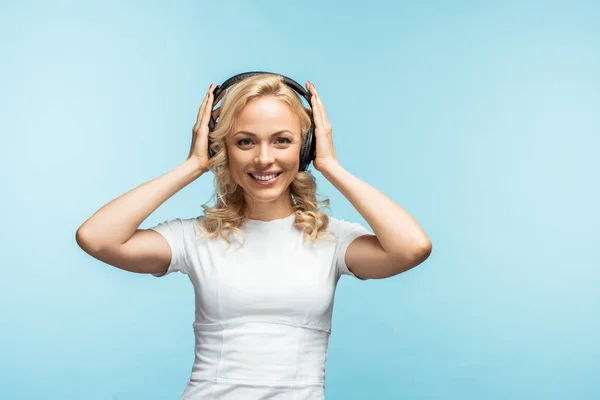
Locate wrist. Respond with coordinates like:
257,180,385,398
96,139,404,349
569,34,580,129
183,157,206,179
319,159,342,174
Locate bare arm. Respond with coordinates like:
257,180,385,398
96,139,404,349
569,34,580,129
75,159,204,273
76,83,217,274
305,81,431,280
76,158,203,251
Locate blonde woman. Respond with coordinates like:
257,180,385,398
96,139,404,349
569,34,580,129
76,73,432,399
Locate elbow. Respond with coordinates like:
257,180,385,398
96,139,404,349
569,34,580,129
388,241,432,277
76,227,102,255
76,228,91,253
422,239,432,254
415,239,432,262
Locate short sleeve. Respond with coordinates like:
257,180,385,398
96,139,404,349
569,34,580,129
330,217,372,280
148,218,197,277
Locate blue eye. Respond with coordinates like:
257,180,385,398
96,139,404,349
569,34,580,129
276,138,291,144
238,139,252,146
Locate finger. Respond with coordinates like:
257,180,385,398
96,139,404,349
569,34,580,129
306,80,316,107
308,82,325,128
306,81,319,124
310,82,330,127
194,90,210,130
194,82,214,129
199,88,215,131
314,92,330,126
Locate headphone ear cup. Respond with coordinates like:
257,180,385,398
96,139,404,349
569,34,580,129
207,118,216,158
299,125,316,172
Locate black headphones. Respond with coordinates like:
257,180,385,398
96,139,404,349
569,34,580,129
208,71,316,172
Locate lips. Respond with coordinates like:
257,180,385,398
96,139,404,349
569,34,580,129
247,171,283,176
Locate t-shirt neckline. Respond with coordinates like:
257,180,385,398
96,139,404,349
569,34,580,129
245,212,296,225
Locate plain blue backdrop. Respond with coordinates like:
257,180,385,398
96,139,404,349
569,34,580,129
1,0,599,399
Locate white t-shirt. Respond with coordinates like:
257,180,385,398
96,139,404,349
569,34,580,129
150,212,371,400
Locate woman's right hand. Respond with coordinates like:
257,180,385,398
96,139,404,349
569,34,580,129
188,83,223,174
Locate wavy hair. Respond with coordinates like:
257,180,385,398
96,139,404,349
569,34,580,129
200,73,332,246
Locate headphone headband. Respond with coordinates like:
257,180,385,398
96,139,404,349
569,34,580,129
213,71,312,105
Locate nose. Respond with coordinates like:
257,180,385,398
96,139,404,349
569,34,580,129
254,142,275,166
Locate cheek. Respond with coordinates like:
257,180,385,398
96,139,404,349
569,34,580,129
292,147,303,168
227,154,246,181
227,148,248,168
284,150,299,164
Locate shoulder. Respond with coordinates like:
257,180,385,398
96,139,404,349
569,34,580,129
151,216,205,240
324,215,370,237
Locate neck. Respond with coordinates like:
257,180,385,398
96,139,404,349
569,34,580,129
244,192,295,221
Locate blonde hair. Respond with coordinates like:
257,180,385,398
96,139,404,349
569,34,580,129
200,73,332,246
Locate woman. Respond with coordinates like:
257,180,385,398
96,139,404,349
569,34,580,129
76,73,432,399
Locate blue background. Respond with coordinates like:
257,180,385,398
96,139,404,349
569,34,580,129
2,0,599,399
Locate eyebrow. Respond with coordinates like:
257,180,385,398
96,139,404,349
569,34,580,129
233,130,293,137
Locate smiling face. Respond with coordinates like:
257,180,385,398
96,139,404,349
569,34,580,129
226,96,303,219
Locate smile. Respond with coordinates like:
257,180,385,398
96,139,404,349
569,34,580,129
248,172,283,185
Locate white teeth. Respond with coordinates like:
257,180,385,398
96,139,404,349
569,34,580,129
251,173,279,181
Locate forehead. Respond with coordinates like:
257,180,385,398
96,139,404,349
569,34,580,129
234,97,300,132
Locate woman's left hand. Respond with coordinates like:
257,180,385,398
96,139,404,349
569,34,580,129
306,80,338,173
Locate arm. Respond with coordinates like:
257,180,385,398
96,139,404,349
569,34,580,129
321,160,432,279
306,80,431,280
75,159,204,273
76,83,216,274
